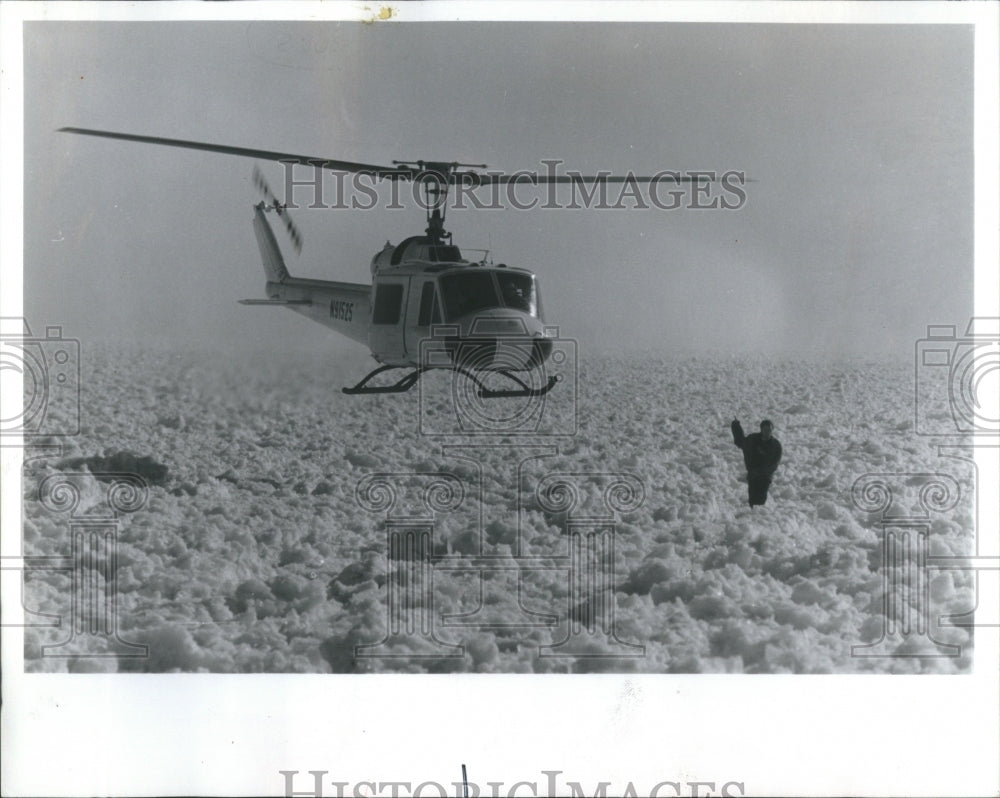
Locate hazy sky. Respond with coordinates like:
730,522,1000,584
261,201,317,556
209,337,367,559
22,21,973,358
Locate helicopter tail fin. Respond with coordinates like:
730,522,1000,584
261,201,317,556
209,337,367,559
252,203,291,283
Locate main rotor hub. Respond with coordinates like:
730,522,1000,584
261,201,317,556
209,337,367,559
390,160,489,246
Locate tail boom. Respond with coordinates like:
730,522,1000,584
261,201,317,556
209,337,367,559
265,277,370,345
249,205,370,346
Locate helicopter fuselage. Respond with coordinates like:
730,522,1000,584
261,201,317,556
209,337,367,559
364,259,553,371
257,214,553,373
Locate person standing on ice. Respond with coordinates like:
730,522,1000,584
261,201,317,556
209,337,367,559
731,419,782,507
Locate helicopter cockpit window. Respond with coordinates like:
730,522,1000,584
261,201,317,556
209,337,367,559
440,272,500,321
497,272,538,316
373,283,404,325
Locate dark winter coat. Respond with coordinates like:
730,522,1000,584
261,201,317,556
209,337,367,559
731,421,782,478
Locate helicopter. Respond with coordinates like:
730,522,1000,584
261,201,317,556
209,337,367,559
58,127,698,397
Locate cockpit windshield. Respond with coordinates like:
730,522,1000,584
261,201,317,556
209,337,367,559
439,271,540,321
440,272,500,320
497,272,538,316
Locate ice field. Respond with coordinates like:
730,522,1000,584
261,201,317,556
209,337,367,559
20,349,976,673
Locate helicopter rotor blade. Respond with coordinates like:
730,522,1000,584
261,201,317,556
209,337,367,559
59,128,734,189
450,172,708,185
59,127,410,179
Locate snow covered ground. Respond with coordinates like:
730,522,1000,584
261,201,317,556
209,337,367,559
20,349,976,673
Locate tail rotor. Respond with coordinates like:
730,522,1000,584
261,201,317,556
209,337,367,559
252,166,303,254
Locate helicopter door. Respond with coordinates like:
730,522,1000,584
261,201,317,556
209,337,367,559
404,279,442,362
369,277,410,364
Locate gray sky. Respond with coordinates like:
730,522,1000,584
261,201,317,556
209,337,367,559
24,21,973,357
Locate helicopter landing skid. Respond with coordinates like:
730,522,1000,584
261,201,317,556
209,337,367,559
458,367,560,399
342,365,559,398
342,365,429,395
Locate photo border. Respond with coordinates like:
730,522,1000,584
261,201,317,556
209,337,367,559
2,2,997,796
